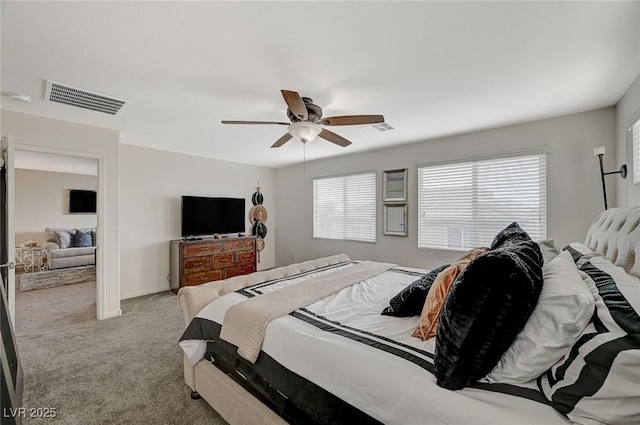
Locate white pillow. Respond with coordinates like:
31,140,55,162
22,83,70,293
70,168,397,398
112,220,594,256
537,238,561,264
486,250,595,384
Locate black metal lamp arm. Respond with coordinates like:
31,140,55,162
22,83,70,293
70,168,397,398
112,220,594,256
597,153,627,210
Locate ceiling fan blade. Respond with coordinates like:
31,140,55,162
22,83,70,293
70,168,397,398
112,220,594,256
281,90,308,121
320,115,385,126
221,120,290,125
318,129,352,147
271,133,293,148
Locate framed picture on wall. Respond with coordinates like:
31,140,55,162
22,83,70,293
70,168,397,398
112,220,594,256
383,169,407,202
383,203,407,236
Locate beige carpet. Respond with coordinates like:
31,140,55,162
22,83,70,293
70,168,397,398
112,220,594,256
15,282,229,425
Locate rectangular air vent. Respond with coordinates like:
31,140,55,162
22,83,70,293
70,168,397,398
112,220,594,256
45,80,126,115
362,122,395,133
369,122,395,132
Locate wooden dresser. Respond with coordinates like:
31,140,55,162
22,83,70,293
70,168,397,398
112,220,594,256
170,236,257,293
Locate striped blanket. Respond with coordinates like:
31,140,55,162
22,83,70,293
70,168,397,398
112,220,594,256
219,261,395,362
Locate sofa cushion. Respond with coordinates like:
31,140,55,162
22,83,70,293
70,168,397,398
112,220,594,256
73,229,92,247
46,227,96,245
49,246,96,259
54,229,75,249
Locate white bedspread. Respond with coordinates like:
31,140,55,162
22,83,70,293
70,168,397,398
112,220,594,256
180,262,570,425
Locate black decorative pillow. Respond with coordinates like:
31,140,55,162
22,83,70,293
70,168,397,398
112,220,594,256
434,227,543,390
73,229,92,248
381,264,449,317
54,229,75,249
90,229,97,246
490,222,530,249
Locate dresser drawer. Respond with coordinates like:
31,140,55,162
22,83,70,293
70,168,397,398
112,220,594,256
183,255,210,272
235,250,256,265
211,252,233,268
225,264,256,278
183,269,223,286
183,242,221,256
223,238,255,252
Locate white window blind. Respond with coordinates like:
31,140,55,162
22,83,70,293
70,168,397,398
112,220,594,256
418,153,546,250
313,172,376,242
632,118,640,185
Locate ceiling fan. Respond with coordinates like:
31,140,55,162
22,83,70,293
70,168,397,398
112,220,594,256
222,90,385,148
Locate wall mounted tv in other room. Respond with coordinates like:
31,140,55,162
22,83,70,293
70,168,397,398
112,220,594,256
181,196,245,238
67,189,97,214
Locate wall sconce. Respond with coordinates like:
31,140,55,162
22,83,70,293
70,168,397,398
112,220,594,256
594,146,627,210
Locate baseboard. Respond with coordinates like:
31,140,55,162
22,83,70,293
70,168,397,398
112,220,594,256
121,285,171,300
103,309,122,319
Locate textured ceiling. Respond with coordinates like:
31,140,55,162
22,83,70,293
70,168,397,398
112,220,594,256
2,1,640,168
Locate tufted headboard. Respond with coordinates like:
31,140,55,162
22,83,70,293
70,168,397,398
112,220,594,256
584,207,640,278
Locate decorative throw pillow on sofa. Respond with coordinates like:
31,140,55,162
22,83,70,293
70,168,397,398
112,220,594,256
412,247,488,341
434,222,544,390
73,229,93,248
381,264,449,317
54,229,75,249
486,250,595,384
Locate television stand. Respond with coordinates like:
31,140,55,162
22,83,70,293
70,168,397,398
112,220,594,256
169,236,257,293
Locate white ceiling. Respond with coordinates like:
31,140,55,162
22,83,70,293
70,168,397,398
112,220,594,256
2,1,640,168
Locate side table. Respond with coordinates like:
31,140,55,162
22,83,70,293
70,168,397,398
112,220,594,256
15,246,49,272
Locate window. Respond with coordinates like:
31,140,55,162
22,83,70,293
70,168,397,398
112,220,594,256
313,172,376,242
633,118,640,185
418,153,546,250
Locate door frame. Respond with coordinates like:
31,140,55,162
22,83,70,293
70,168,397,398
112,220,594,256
1,135,16,326
13,143,108,319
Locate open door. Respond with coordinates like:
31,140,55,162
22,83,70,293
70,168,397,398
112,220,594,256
1,134,22,424
1,135,16,322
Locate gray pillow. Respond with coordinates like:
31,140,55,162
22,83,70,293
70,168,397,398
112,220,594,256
73,229,92,248
54,229,75,249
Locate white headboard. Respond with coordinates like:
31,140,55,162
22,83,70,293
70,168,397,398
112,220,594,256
585,207,640,278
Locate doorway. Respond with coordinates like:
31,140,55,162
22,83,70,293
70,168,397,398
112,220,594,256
14,150,98,316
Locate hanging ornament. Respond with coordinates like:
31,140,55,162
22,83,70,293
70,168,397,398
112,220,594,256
250,182,268,263
252,182,264,205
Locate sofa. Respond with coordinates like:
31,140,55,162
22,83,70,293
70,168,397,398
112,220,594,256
44,227,96,270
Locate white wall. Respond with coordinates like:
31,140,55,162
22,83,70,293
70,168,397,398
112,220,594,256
119,144,276,299
2,110,121,320
275,108,616,270
15,168,97,246
616,72,640,206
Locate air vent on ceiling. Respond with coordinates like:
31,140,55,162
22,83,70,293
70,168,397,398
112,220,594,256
362,122,395,133
370,122,395,132
44,80,126,115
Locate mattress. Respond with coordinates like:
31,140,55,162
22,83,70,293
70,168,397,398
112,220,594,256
180,261,570,425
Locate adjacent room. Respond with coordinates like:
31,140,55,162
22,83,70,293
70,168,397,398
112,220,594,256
1,1,640,425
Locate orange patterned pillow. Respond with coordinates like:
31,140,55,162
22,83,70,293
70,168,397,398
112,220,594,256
412,247,488,341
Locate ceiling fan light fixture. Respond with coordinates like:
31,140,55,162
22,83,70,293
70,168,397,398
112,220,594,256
288,122,322,143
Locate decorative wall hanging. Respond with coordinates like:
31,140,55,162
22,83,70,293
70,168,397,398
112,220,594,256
250,183,268,262
383,168,409,237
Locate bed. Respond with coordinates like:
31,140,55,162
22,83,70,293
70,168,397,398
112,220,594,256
178,207,640,425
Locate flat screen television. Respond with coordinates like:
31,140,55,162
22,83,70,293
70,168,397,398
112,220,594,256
181,196,245,237
68,189,97,214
